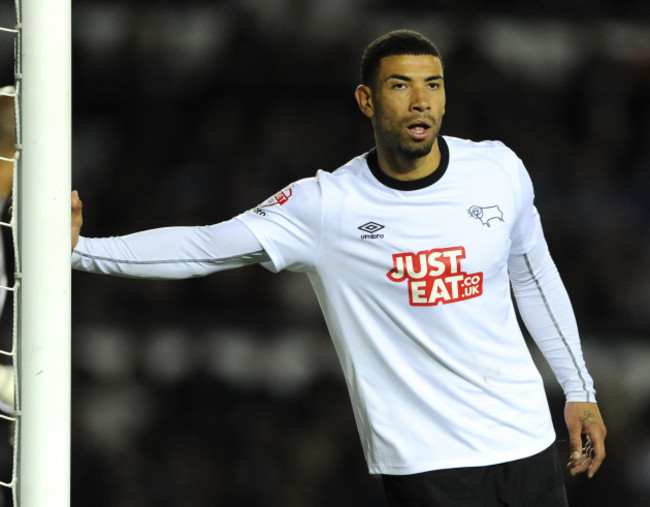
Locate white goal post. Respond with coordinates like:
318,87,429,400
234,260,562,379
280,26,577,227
15,0,72,505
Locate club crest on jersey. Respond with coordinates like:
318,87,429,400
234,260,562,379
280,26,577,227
387,246,483,306
253,185,294,216
467,205,504,227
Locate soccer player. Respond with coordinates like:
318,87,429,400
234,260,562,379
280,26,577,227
71,30,606,506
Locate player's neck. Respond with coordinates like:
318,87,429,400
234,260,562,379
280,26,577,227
376,139,441,182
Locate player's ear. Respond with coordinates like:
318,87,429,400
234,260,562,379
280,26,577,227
355,84,374,118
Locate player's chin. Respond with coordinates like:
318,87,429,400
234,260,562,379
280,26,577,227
400,140,434,160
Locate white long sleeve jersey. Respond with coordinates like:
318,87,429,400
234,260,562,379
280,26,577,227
73,136,596,475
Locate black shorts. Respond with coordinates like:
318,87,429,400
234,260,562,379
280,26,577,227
381,444,569,507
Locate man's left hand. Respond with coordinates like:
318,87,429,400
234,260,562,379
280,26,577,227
564,402,606,478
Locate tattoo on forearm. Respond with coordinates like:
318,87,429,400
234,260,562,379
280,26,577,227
579,411,596,425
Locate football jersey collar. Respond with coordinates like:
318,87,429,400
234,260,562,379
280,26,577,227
366,136,449,191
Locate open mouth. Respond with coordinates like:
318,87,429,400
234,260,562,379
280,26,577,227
407,121,431,140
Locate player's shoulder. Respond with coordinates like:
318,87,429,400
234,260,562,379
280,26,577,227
444,135,524,178
309,152,371,192
321,152,369,178
444,135,517,158
259,153,369,210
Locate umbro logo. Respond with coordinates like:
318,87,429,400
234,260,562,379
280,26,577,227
358,222,385,233
358,222,385,239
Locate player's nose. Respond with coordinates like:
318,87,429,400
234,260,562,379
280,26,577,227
409,87,430,112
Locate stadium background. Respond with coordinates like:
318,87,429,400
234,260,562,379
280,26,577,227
1,0,650,505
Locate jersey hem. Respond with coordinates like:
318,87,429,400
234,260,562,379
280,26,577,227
368,434,557,476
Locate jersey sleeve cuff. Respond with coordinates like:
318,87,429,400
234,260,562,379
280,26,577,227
564,391,597,404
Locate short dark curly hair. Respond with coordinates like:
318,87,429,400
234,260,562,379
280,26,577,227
360,30,443,86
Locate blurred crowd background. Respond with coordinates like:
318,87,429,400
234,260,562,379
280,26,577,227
1,0,650,505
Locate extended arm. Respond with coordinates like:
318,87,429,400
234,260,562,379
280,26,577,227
71,192,269,279
508,239,606,478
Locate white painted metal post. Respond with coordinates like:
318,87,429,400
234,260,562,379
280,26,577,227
16,0,71,504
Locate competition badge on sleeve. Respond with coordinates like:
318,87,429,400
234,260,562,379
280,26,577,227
253,184,295,216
